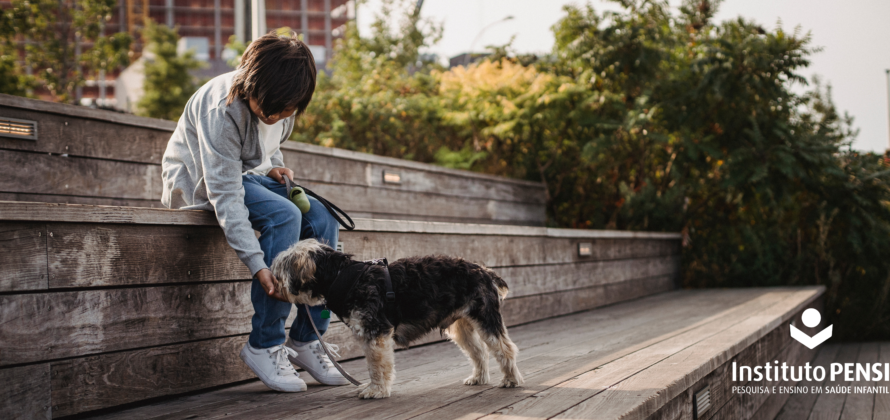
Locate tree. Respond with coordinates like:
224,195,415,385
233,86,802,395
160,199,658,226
0,42,34,96
0,0,131,102
136,19,205,121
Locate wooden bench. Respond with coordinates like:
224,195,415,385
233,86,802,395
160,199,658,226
0,96,826,420
0,201,681,418
70,287,825,420
0,94,546,225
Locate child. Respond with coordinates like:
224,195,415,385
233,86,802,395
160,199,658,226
161,32,348,392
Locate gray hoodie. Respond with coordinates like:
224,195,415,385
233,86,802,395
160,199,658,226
161,71,295,276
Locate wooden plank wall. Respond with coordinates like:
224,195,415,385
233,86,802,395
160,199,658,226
0,204,681,419
0,95,547,225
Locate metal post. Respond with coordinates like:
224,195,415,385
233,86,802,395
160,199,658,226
324,0,331,64
235,0,245,41
24,37,32,96
119,3,126,33
75,32,82,103
98,20,106,104
251,0,266,40
301,0,308,41
214,0,221,58
886,70,890,151
166,0,173,26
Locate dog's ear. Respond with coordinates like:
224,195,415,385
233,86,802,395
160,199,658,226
270,239,322,302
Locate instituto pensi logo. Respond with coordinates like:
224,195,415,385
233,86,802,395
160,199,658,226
731,308,890,395
790,308,832,349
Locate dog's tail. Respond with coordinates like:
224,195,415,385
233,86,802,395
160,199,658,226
490,271,510,301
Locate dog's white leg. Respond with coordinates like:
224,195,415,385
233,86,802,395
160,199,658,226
446,319,490,385
358,329,395,399
478,321,523,388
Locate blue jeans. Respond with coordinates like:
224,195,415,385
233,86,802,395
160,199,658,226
243,174,339,348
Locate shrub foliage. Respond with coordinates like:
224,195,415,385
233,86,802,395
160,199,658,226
296,0,890,340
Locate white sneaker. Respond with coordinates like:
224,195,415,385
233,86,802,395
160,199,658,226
286,337,351,386
240,342,307,392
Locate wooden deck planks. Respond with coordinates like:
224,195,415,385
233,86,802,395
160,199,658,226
0,100,171,164
717,334,815,420
0,146,546,223
0,269,672,367
839,342,878,420
0,201,219,225
0,222,47,292
0,364,52,420
50,336,251,417
549,289,820,420
2,276,671,415
3,221,677,292
285,291,773,420
875,342,890,420
477,255,679,299
0,149,162,200
342,233,677,268
774,344,843,420
0,201,680,240
807,343,860,420
471,289,820,420
46,223,250,288
76,288,823,420
84,290,741,420
774,342,889,420
279,148,545,204
0,282,256,366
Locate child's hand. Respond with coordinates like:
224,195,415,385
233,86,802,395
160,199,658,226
267,167,295,184
257,268,290,302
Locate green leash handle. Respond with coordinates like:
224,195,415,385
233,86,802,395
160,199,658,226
288,185,312,214
283,175,356,231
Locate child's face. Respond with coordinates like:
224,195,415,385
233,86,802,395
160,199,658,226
249,96,297,125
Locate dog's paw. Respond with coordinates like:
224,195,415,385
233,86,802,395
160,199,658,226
358,384,391,399
463,374,489,386
499,377,520,388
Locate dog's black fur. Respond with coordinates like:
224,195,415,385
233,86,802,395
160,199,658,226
270,239,523,398
278,242,509,347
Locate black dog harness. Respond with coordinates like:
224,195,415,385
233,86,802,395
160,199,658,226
325,258,400,328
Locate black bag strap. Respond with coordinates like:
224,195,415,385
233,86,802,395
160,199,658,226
284,175,356,231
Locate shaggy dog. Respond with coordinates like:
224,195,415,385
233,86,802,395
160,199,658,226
270,239,523,399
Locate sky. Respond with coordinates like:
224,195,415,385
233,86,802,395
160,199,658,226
356,0,890,153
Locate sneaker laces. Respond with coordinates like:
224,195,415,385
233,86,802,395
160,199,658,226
310,342,341,370
267,344,300,377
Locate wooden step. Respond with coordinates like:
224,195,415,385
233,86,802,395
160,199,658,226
0,201,681,418
0,94,546,225
70,287,825,420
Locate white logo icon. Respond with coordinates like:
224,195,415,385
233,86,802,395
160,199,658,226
790,308,832,349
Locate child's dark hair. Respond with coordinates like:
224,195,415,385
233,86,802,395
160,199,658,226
226,31,317,117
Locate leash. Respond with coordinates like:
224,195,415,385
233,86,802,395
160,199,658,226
279,175,392,386
283,175,355,230
301,304,363,386
299,260,399,387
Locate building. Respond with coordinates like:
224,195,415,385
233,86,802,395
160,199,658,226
89,0,355,110
448,53,490,69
